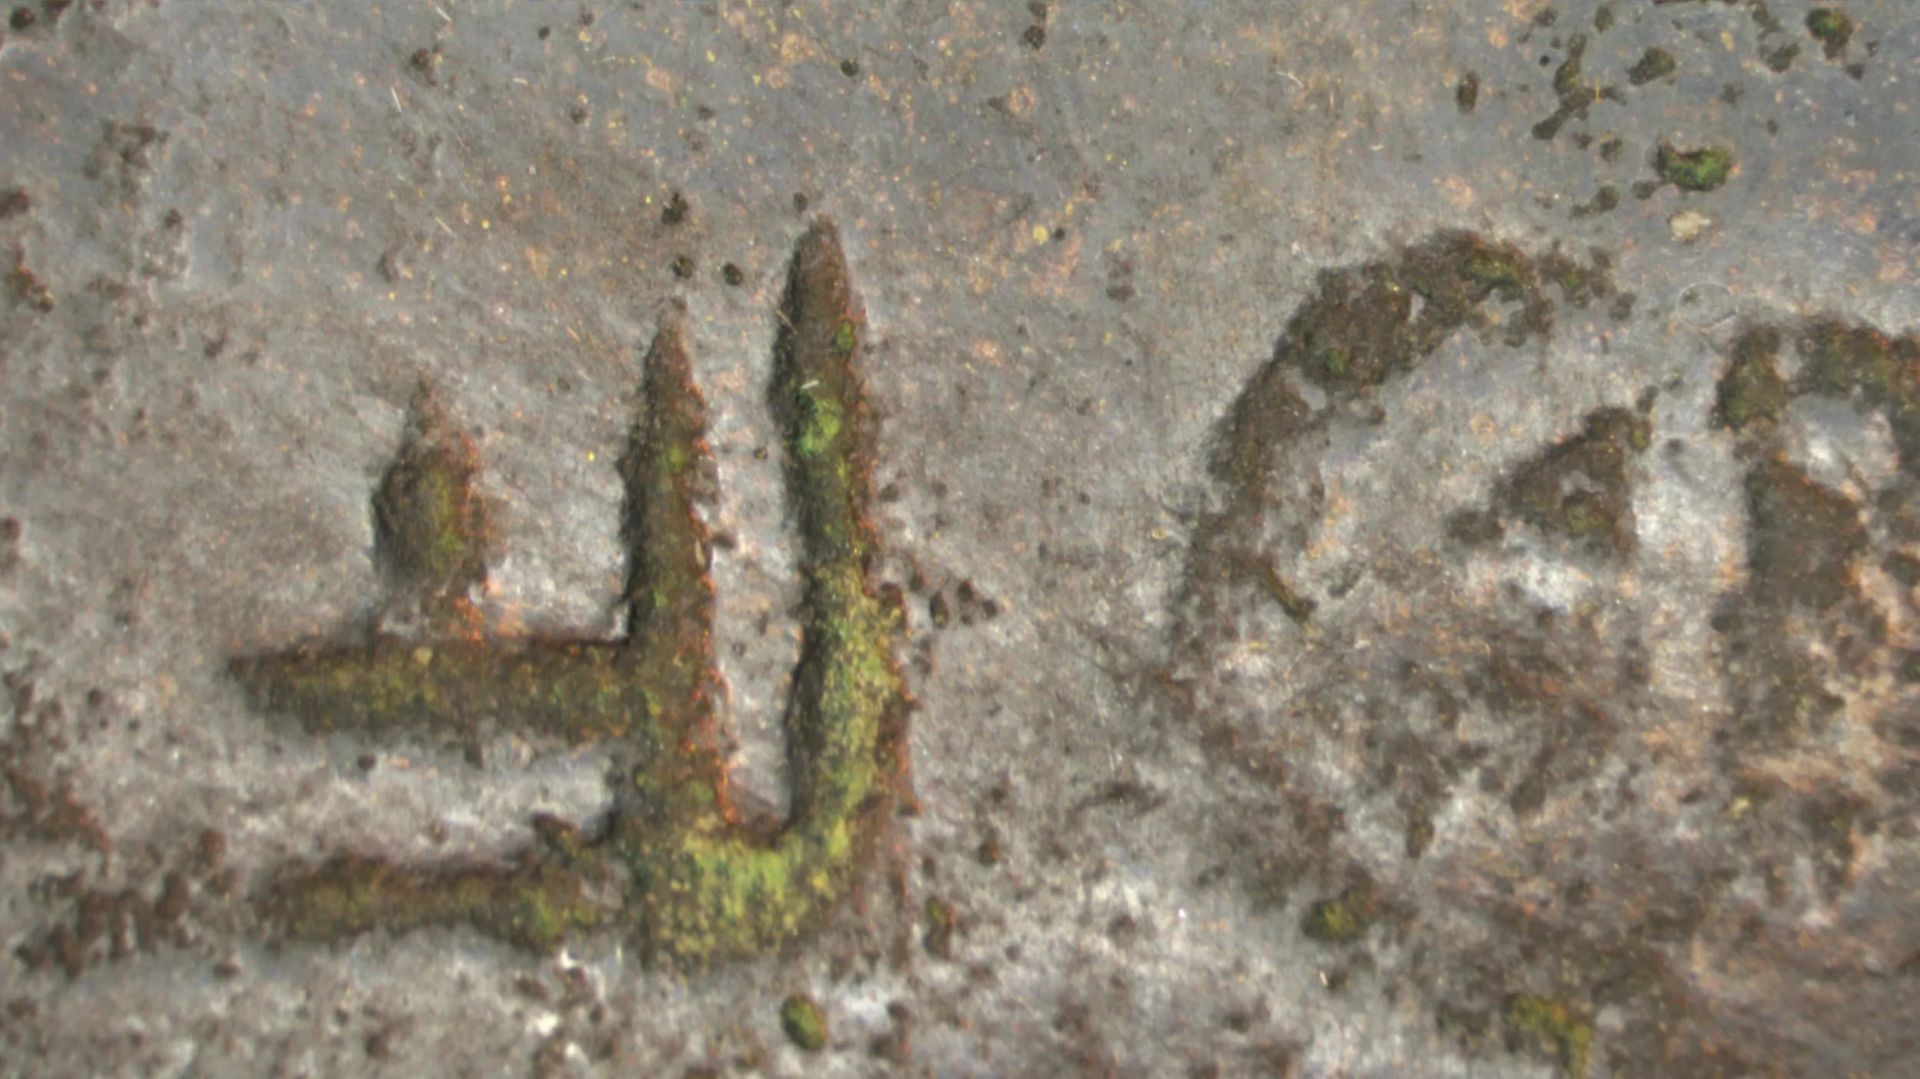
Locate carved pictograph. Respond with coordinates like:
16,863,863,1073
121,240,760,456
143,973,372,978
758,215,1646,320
230,220,909,962
1171,225,1920,1075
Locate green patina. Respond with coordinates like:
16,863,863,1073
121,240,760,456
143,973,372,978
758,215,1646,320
1627,48,1676,86
1716,316,1920,476
923,894,957,958
1656,142,1735,192
237,221,908,965
260,854,599,951
1301,883,1379,944
780,993,828,1052
1208,230,1608,495
1506,993,1593,1076
1284,231,1557,402
793,387,844,459
1532,34,1621,143
1710,316,1917,748
1191,231,1614,627
1795,318,1920,464
1713,327,1791,431
1538,251,1619,310
1807,8,1853,58
1496,406,1652,557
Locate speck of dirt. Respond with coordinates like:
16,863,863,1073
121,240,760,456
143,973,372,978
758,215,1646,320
9,6,36,31
1763,42,1800,72
10,263,53,312
1456,72,1481,113
721,262,745,287
0,188,28,218
1573,185,1620,218
1022,24,1046,49
923,896,957,958
408,46,442,86
670,254,695,279
661,191,690,227
1628,48,1676,85
840,58,859,78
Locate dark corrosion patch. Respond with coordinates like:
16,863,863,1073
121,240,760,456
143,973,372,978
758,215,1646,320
1170,224,1919,1074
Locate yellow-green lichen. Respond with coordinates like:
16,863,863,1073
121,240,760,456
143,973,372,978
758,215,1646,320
1656,142,1735,193
1301,883,1379,944
239,221,908,965
793,387,844,459
371,385,491,629
261,854,600,951
923,894,957,957
780,993,828,1052
1505,994,1593,1077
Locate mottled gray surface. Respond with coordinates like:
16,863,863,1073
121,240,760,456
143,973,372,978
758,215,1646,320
3,0,1918,1075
